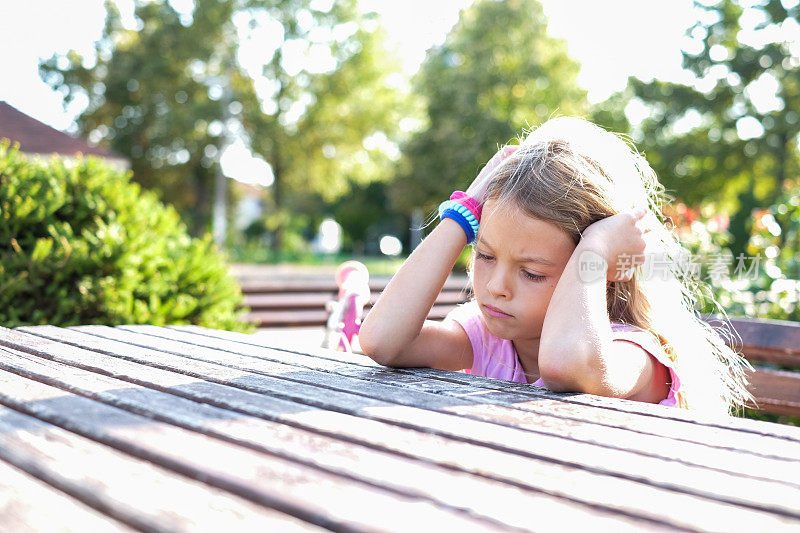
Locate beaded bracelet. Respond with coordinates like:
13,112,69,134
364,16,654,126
449,191,482,221
438,191,481,244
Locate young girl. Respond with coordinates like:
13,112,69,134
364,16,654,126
359,116,753,416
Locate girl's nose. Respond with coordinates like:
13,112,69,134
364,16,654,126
487,268,511,299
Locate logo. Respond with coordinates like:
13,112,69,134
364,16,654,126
578,250,607,283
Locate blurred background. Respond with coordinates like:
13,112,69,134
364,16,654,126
1,0,799,321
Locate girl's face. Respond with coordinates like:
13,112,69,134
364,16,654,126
472,199,576,345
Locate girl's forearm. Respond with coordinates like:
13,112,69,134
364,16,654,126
538,242,614,393
359,219,467,364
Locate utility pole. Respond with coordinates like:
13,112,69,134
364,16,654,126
212,55,233,247
410,208,424,251
212,145,227,246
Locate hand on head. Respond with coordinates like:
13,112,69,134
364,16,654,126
580,206,656,282
466,145,519,204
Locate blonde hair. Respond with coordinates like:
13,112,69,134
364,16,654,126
480,116,752,416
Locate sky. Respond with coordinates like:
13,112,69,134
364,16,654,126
0,0,701,134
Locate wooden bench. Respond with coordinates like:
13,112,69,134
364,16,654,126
238,276,471,328
236,273,799,418
708,316,800,418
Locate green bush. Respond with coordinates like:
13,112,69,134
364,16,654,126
0,142,252,331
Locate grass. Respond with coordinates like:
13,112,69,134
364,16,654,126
227,242,473,275
740,408,800,426
228,247,407,276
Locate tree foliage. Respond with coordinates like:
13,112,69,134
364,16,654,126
629,0,800,256
392,0,588,216
40,0,410,248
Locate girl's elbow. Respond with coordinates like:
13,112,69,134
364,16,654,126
357,328,397,366
538,345,599,393
538,349,573,391
539,363,575,392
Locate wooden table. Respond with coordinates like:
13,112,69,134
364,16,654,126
0,325,799,532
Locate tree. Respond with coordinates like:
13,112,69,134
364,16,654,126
238,15,412,249
40,0,235,234
41,0,410,248
629,0,800,256
392,0,588,218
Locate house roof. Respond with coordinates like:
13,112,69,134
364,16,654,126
0,101,124,161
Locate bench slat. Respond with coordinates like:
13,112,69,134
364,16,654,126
747,367,800,417
244,293,336,309
726,317,800,367
242,304,459,328
244,291,467,310
238,277,470,294
244,310,330,327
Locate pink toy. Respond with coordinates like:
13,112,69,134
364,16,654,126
324,261,370,352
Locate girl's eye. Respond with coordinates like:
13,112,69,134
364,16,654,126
476,252,494,262
523,270,546,282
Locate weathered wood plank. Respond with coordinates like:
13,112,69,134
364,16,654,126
12,326,799,532
244,305,456,327
245,291,466,310
0,342,678,532
237,276,469,294
117,324,800,471
723,317,800,367
0,458,135,532
243,309,330,327
0,358,520,533
746,367,800,417
0,401,321,532
173,324,800,442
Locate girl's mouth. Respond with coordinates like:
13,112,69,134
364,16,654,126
484,304,513,318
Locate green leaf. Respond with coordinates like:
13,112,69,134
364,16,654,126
31,238,53,263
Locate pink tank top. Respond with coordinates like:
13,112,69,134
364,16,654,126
447,302,684,408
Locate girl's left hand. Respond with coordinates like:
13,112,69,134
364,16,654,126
466,145,519,204
579,207,655,282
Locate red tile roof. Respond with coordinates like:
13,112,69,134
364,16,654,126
0,101,125,161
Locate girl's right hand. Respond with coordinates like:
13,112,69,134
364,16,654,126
466,145,519,204
579,207,655,282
